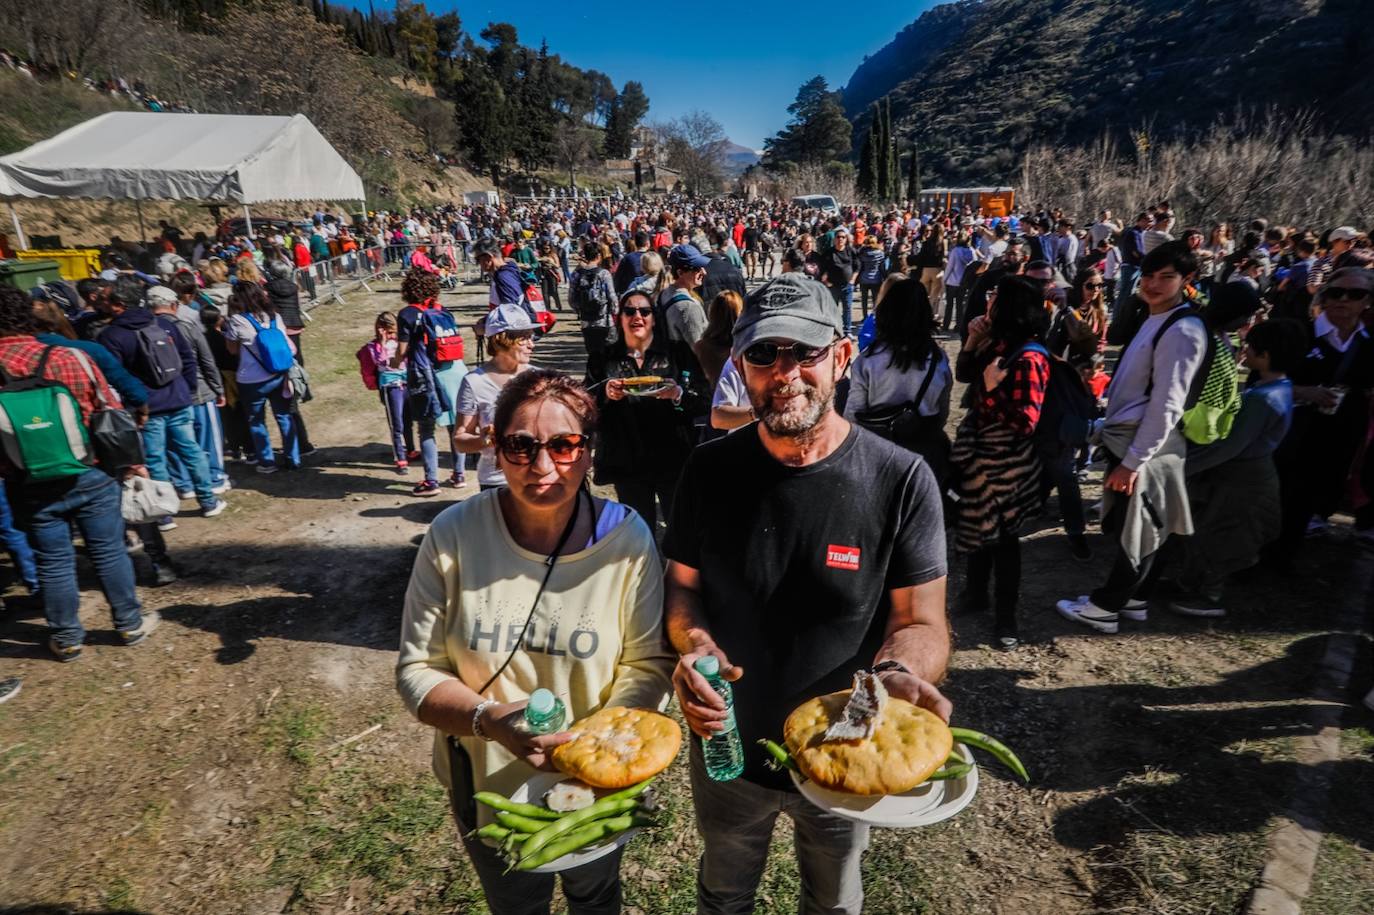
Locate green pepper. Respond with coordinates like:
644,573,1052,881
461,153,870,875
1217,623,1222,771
949,727,1029,782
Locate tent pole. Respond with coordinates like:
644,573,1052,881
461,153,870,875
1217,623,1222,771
7,203,27,251
135,199,147,245
243,205,255,239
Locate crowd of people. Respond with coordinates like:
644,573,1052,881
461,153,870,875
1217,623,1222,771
385,193,1371,914
2,189,1371,914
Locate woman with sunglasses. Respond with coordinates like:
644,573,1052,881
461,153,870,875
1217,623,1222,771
1059,268,1108,362
397,369,674,915
1271,267,1374,559
585,289,710,533
951,275,1052,649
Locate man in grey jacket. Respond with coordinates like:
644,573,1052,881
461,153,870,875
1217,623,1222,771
1056,242,1207,634
158,279,230,495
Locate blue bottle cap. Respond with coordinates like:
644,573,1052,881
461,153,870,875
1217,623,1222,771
694,655,720,677
528,688,556,715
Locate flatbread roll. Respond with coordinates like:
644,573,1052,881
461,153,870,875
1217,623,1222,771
551,706,681,789
784,690,952,796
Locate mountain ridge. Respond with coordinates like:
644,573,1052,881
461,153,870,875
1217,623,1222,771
842,0,1374,186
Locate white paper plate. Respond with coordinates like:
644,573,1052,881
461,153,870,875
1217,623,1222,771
790,742,979,828
623,382,671,397
504,772,642,874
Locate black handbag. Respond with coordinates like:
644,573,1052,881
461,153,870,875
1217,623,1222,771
72,349,146,472
853,350,951,482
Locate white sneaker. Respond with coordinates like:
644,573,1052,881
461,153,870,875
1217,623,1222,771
1056,596,1119,634
177,489,194,501
1071,595,1147,622
202,499,228,518
211,479,232,495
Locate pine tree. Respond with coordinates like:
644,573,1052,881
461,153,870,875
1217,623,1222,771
856,127,876,198
882,97,899,202
906,145,921,203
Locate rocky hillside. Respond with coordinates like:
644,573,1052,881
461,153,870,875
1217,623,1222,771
843,0,1374,185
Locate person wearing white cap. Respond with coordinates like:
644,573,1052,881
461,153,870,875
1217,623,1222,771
453,303,539,491
1307,226,1362,296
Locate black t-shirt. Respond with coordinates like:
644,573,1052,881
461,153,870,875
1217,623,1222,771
822,246,855,287
663,423,946,789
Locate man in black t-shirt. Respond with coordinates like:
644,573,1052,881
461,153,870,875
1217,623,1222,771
664,273,950,915
819,228,858,338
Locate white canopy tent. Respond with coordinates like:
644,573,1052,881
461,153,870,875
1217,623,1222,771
0,112,366,248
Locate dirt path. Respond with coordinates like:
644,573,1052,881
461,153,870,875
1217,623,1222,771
1,279,1370,915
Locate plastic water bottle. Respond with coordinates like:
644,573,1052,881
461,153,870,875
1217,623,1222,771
524,688,566,735
695,656,745,781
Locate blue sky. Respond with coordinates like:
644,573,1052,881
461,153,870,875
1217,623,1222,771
383,1,937,149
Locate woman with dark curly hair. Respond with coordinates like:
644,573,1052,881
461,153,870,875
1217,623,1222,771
393,268,468,496
951,274,1052,649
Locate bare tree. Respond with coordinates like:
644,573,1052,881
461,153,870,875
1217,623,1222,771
659,110,729,195
553,120,598,189
1020,109,1374,227
0,0,155,77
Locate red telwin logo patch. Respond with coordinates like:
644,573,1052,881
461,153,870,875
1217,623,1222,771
826,544,861,571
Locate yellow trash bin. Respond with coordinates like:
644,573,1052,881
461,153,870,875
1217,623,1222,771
16,248,103,281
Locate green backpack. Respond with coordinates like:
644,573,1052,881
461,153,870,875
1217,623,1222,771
0,346,95,482
1148,309,1240,446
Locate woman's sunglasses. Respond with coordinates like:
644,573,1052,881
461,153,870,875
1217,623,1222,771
621,306,654,318
742,341,834,368
497,433,589,465
1323,287,1371,302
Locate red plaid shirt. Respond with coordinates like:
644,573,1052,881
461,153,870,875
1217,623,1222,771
977,342,1049,437
0,336,121,478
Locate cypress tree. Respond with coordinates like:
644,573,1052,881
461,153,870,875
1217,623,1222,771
873,101,888,201
906,145,921,202
857,128,876,198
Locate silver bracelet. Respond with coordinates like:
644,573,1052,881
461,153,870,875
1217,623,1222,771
471,699,497,741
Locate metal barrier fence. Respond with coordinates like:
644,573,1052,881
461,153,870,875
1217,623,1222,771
292,243,483,312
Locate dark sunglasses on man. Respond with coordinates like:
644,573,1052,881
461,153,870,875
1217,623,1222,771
497,433,589,465
741,340,835,368
1323,286,1370,302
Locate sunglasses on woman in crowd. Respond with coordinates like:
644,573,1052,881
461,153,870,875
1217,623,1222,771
498,433,590,465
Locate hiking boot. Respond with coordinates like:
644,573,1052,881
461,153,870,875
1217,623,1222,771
1169,594,1226,618
47,637,83,663
1068,534,1092,562
157,515,178,532
120,611,161,646
151,562,179,587
1055,597,1119,634
412,480,440,498
202,499,228,518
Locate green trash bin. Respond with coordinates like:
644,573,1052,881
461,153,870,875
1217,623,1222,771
0,258,64,291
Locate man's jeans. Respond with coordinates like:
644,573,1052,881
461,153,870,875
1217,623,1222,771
0,481,38,592
169,401,228,492
1116,264,1140,306
11,469,142,647
240,376,300,468
690,744,868,915
143,406,215,510
833,283,855,338
1035,437,1086,536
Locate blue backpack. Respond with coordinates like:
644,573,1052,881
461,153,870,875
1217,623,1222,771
245,314,295,373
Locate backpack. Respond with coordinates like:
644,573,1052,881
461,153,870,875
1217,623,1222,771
134,321,184,388
572,268,613,323
1145,308,1238,445
0,346,95,482
420,306,465,364
245,313,295,374
356,342,380,391
1014,342,1098,445
852,348,951,483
